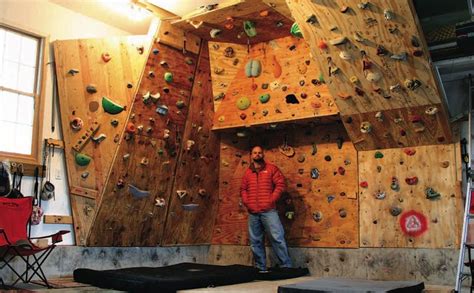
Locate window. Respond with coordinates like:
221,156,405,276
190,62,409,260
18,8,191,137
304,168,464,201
0,25,44,163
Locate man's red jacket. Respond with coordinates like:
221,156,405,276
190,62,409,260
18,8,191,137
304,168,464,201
240,161,286,213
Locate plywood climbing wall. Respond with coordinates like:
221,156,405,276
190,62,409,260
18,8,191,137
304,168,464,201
286,0,452,150
212,123,359,247
358,145,462,248
87,40,199,246
54,36,151,245
161,42,221,245
211,36,338,130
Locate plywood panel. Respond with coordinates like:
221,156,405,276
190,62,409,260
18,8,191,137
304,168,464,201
162,42,221,245
286,0,452,149
341,104,452,150
359,145,463,248
54,36,151,245
87,42,198,246
212,36,338,130
158,20,201,55
212,123,359,247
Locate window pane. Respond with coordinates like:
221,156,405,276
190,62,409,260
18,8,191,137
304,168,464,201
20,36,38,67
3,60,19,89
0,90,18,123
14,124,33,155
0,121,16,153
18,65,35,93
0,29,5,81
17,94,34,126
4,31,21,62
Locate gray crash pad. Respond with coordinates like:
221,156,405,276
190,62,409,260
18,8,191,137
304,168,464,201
278,278,424,293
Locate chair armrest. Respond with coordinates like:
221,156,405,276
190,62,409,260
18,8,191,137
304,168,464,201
29,230,70,244
0,228,13,245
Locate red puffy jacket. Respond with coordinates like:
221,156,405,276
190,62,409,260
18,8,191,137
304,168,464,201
240,162,286,213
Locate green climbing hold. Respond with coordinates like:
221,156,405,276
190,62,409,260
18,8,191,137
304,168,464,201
319,72,325,83
374,151,384,159
176,100,185,109
290,22,303,38
102,96,125,114
243,20,257,37
164,72,173,82
259,94,270,104
75,152,92,166
236,97,251,110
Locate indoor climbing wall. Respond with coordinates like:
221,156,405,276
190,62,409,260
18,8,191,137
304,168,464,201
212,123,359,247
54,36,151,245
161,42,221,245
286,0,452,150
87,39,199,246
358,145,462,248
172,1,293,45
211,36,338,129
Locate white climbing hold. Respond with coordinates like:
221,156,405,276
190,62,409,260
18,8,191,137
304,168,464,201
210,29,222,38
176,190,187,199
339,51,352,60
329,36,347,45
366,71,381,82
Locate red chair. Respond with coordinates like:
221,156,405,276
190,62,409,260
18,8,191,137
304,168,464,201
0,197,69,288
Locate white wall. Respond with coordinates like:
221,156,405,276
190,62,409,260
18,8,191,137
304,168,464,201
1,0,154,245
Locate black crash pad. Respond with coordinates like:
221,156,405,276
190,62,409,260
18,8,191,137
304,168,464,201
255,267,310,281
278,278,424,293
74,262,257,293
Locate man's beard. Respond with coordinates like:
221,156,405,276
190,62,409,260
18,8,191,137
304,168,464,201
253,157,264,163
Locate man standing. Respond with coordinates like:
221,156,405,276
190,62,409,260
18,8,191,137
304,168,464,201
240,146,292,272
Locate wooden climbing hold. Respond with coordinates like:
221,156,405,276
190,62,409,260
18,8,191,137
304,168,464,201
68,68,79,75
155,198,166,207
297,154,305,163
101,52,111,62
91,133,106,144
306,14,318,24
176,190,187,199
405,177,418,185
440,161,450,168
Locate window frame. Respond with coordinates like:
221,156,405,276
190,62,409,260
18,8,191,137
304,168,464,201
0,23,47,166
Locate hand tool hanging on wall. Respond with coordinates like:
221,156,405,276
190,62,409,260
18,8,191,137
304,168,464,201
30,167,44,226
50,58,59,133
41,143,55,201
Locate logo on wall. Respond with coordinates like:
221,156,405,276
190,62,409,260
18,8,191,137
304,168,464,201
400,210,428,237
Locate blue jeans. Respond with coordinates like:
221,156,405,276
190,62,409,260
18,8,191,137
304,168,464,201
248,209,292,270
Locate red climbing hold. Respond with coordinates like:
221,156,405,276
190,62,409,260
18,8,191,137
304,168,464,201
338,166,345,175
400,210,428,237
400,129,406,136
355,87,365,96
251,83,258,91
359,181,368,188
125,122,136,134
405,176,418,185
318,40,328,49
240,113,247,120
403,148,416,156
363,60,372,70
102,52,112,62
409,115,422,123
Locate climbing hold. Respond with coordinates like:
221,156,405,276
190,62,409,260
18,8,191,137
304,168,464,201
390,206,402,216
140,157,149,166
185,57,193,65
218,116,225,122
336,137,343,149
363,60,372,70
155,197,166,207
350,76,359,84
163,129,170,139
142,91,152,104
243,20,257,37
152,48,159,55
123,153,130,160
360,181,368,188
339,209,347,218
324,155,331,161
239,112,247,120
91,133,106,144
374,191,386,200
236,97,251,110
300,93,307,99
159,61,168,67
128,184,150,199
102,96,125,114
156,105,169,116
390,52,408,61
425,187,441,200
358,2,370,9
355,87,365,96
210,28,222,38
327,195,335,203
360,121,372,133
245,59,262,77
189,20,203,29
116,179,125,189
186,140,195,151
279,144,295,157
312,211,323,222
405,177,418,185
224,16,234,30
318,40,328,50
70,117,83,131
150,92,160,103
262,109,269,116
374,151,384,159
176,190,187,199
405,79,422,90
214,67,225,75
286,94,299,104
182,203,200,211
224,47,234,58
329,36,347,46
340,5,349,13
290,22,303,38
285,211,295,220
441,161,450,168
86,85,97,94
425,106,438,115
390,84,401,92
375,112,383,122
339,51,351,60
376,45,388,56
354,31,366,42
311,143,317,155
137,46,144,54
137,125,144,132
409,115,422,123
297,154,305,163
377,166,382,173
198,188,207,196
68,68,80,75
404,149,416,156
164,72,173,83
125,122,136,134
338,166,345,175
366,72,381,82
256,93,270,104
81,172,89,179
214,92,225,101
306,14,318,24
101,52,111,62
384,9,394,20
176,100,185,109
75,153,92,166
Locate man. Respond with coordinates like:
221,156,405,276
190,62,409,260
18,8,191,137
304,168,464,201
240,146,292,272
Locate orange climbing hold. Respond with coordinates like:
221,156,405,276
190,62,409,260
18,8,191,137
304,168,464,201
125,122,136,134
318,40,328,50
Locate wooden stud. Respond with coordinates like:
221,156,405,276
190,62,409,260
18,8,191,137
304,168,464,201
44,215,73,224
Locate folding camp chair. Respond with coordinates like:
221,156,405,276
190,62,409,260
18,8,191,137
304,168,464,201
0,197,69,288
